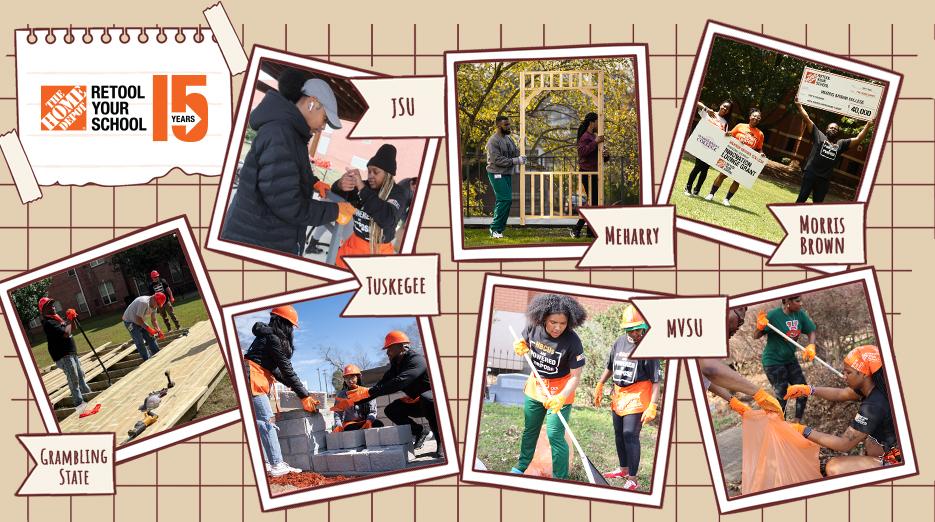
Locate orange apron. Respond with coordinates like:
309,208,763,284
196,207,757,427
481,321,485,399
611,380,652,416
523,373,576,405
247,359,276,396
335,233,394,268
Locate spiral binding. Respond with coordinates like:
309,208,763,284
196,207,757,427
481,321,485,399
22,24,214,44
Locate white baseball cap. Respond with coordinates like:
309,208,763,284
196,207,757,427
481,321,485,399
301,78,342,129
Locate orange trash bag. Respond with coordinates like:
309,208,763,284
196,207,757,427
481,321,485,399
524,426,575,477
741,410,821,495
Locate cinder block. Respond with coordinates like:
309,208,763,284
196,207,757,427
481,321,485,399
368,446,408,472
283,452,310,471
325,451,357,472
379,424,412,446
325,431,341,450
364,428,382,448
353,451,372,472
312,453,330,472
278,391,328,411
309,431,327,454
287,435,309,455
340,429,366,449
276,411,328,436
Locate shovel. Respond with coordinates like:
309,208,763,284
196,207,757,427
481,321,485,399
508,325,608,486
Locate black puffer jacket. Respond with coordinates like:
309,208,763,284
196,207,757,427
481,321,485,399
221,90,339,255
368,349,430,399
243,322,308,398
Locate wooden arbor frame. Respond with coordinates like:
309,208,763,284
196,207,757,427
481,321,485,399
518,69,604,224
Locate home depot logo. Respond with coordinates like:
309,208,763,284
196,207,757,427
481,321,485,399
804,71,818,84
40,85,87,131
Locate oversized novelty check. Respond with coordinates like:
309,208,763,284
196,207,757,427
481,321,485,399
684,120,767,189
796,66,883,121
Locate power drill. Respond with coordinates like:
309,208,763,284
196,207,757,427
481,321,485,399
124,370,175,443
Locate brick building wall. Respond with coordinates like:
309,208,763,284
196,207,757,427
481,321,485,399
491,287,623,315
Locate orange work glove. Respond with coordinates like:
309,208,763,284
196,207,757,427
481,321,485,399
336,202,356,225
158,329,167,340
753,388,783,416
593,382,604,408
543,394,565,415
756,312,769,331
361,420,373,429
729,397,751,416
802,344,816,362
145,325,157,336
65,308,78,321
346,386,370,403
314,180,330,198
330,397,354,412
513,339,529,357
301,396,320,413
784,384,813,400
332,424,345,433
790,423,807,436
641,403,658,425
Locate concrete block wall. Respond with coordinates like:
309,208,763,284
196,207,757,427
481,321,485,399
277,391,328,412
275,409,330,472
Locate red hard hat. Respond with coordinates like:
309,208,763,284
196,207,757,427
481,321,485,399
383,330,411,349
38,297,54,314
153,292,167,308
343,364,362,377
270,305,299,327
150,270,159,280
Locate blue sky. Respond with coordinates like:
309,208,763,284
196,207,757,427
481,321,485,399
233,291,419,394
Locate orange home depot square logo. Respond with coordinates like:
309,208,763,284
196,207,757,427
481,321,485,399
804,71,818,84
40,85,87,131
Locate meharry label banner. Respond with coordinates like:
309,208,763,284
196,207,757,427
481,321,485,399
796,66,883,121
14,27,232,186
17,434,115,496
577,206,675,268
684,120,767,189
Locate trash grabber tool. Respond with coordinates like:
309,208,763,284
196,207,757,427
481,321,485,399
764,322,843,378
508,325,608,486
73,318,112,386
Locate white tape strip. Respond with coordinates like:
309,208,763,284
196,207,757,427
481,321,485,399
203,2,248,76
0,130,42,203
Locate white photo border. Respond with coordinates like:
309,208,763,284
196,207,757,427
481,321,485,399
0,216,239,463
687,267,917,513
221,280,459,511
461,275,677,506
205,46,438,281
445,44,655,261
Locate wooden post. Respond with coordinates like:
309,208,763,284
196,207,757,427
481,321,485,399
597,70,604,207
519,71,526,225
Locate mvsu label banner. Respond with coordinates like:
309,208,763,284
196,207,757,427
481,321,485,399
14,27,232,186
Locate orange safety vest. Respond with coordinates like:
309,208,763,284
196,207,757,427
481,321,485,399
523,373,576,405
335,234,394,269
610,380,653,416
247,359,276,396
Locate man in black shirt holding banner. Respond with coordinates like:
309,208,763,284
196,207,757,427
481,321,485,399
795,102,873,204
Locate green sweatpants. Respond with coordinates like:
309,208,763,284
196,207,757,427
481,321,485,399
487,172,512,234
515,396,573,479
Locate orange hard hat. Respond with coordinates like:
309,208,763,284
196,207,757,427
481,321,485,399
270,305,299,327
844,345,882,376
620,304,647,331
383,330,410,349
153,292,167,308
343,364,362,377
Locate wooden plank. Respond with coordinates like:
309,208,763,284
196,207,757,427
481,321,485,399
47,343,139,405
58,321,228,446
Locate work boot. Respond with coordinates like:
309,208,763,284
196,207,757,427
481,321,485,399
413,428,430,450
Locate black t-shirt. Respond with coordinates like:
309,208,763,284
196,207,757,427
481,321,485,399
149,277,171,296
523,324,585,379
804,125,852,179
42,316,77,362
850,386,898,452
605,334,661,387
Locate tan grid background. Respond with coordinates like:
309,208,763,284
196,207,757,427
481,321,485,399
1,1,934,520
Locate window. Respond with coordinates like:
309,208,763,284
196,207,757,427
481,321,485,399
169,259,184,283
29,316,41,329
67,268,77,277
133,277,148,296
98,281,117,305
75,292,89,314
89,258,106,268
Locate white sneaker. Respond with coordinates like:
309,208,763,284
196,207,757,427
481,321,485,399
704,194,713,201
722,198,731,207
490,231,504,239
265,462,271,473
683,189,692,196
269,462,301,477
75,402,89,414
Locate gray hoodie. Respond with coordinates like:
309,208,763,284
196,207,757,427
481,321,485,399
485,131,520,174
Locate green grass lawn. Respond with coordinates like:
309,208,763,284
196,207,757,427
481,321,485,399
464,226,594,248
30,295,211,369
669,157,811,244
477,401,659,491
